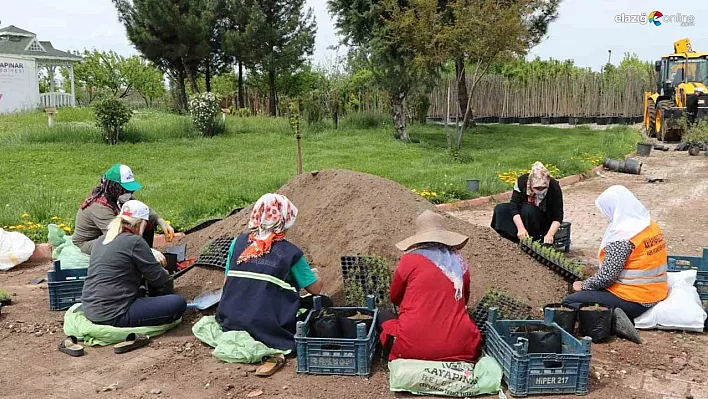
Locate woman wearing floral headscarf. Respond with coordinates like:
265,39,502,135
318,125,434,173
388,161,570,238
215,193,325,375
491,161,564,244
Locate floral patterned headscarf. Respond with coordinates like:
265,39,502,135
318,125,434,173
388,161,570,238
527,162,551,206
237,193,298,264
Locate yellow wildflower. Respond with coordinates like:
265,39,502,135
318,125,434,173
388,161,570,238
51,216,61,221
62,227,72,233
58,223,66,228
16,225,24,229
9,226,16,230
21,213,30,218
166,220,171,225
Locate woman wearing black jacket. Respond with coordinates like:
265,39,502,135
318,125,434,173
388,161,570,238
491,162,564,244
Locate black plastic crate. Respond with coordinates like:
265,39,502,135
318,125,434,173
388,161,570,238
194,236,234,269
470,290,532,337
340,256,393,309
485,307,592,397
47,260,88,311
295,296,378,376
520,240,582,282
668,248,708,305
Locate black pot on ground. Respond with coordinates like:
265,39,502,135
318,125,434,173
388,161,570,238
555,116,568,124
519,117,532,124
545,303,578,335
568,117,580,125
311,309,342,338
339,309,374,339
510,117,519,124
596,116,609,126
540,117,551,125
578,305,613,343
583,116,595,124
607,116,617,124
636,142,653,157
617,116,631,125
522,326,562,354
500,117,513,124
689,146,701,156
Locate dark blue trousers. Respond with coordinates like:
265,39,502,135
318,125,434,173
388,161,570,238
112,294,187,328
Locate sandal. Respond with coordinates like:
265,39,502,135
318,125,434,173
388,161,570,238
113,333,150,354
59,336,84,357
255,353,286,377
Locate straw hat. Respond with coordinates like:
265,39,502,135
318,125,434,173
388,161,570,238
395,210,469,252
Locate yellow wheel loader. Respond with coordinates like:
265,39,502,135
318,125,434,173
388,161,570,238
644,38,708,141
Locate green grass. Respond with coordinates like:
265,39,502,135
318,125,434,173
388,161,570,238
0,109,638,240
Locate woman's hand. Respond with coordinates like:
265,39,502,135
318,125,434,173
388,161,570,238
572,281,583,292
517,228,529,240
543,234,554,245
160,220,175,242
151,248,167,267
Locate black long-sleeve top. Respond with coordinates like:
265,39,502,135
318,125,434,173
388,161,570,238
509,173,564,222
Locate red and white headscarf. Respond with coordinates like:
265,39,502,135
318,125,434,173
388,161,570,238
526,161,551,206
237,193,298,264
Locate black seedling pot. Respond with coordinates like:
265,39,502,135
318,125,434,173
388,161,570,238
540,117,551,125
311,309,342,338
596,116,609,126
339,309,374,339
578,305,613,343
545,303,577,335
524,326,562,354
519,117,532,124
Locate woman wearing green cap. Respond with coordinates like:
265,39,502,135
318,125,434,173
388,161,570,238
73,164,174,255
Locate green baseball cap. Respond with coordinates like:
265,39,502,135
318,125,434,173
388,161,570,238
104,164,142,192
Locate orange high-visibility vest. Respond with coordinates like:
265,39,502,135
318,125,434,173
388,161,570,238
600,222,669,304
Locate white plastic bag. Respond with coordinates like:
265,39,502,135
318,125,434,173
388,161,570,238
635,270,707,332
0,228,36,271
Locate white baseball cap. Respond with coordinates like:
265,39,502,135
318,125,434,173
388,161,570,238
120,200,150,221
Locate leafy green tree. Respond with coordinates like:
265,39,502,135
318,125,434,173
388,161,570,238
113,0,216,110
129,58,167,107
248,0,317,116
221,0,260,108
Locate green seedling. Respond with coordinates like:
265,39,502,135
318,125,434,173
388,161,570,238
0,289,11,303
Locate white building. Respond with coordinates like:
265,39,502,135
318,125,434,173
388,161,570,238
0,25,82,114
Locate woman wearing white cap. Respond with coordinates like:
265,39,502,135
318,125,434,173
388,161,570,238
73,163,174,255
80,200,187,328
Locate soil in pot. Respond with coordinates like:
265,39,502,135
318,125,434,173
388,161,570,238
545,303,577,335
578,305,613,343
339,309,374,339
310,309,342,338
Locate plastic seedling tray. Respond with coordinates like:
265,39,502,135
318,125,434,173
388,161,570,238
471,290,533,337
194,236,234,269
520,239,582,282
340,255,393,309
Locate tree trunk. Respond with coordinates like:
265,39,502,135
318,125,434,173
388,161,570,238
268,69,277,117
187,70,199,94
390,91,410,142
205,58,212,93
176,69,188,112
455,56,473,128
238,62,245,109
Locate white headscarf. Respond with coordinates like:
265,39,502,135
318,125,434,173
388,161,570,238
596,185,651,255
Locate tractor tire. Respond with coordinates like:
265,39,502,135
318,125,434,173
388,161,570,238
656,99,675,141
647,100,657,138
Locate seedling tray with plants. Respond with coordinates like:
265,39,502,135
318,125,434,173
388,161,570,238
484,307,593,397
470,289,533,337
341,255,393,309
295,295,378,377
193,236,235,269
520,238,583,282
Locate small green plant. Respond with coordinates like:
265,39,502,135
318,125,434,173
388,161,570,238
0,289,11,303
342,256,392,309
237,108,249,118
94,97,132,145
188,92,222,137
682,119,708,146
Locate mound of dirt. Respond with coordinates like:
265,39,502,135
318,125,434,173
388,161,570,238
174,169,568,307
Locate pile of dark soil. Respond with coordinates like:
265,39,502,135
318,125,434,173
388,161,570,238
174,169,567,306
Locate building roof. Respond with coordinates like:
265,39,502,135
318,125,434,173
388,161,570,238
0,25,82,62
0,25,35,37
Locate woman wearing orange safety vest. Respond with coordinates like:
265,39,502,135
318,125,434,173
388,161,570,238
563,185,669,344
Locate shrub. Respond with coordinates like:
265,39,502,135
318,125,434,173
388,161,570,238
188,92,222,137
94,98,132,144
238,108,249,118
342,111,389,129
408,93,430,124
682,119,708,145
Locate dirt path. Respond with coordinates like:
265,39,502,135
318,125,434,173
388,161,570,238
453,147,708,399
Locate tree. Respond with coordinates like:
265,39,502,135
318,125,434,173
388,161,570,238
221,0,260,108
129,58,167,107
448,0,560,129
113,0,216,111
247,0,316,116
329,0,447,141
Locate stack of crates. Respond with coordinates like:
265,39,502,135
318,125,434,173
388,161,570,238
295,295,378,377
668,247,708,305
47,260,88,311
484,307,592,397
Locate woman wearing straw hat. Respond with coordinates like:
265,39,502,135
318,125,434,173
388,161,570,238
379,210,482,362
